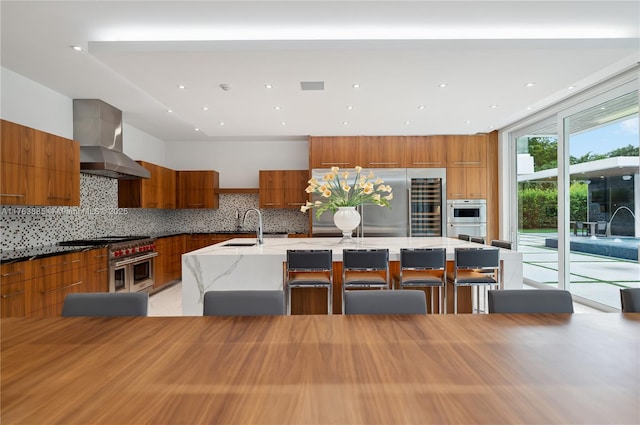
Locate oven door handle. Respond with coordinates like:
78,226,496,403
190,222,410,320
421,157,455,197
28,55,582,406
113,252,158,267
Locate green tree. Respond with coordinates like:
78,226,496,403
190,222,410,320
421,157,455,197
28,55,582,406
527,137,557,171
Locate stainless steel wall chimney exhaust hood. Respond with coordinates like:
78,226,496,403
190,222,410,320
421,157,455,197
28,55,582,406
73,99,150,179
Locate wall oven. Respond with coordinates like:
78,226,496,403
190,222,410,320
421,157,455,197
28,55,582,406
447,199,487,237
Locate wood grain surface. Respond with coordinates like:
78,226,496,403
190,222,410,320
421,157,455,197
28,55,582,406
2,314,639,424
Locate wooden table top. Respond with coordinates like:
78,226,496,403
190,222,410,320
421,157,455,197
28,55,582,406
2,314,639,425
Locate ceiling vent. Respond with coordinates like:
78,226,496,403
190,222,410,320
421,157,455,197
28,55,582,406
300,81,324,91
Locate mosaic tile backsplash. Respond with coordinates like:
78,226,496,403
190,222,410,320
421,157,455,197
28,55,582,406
1,174,309,250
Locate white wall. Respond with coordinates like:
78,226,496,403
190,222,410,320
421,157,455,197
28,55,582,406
122,123,167,166
0,67,73,138
166,140,309,187
1,66,166,163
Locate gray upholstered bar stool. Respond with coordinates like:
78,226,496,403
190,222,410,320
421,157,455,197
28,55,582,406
342,249,389,314
285,249,333,315
448,247,501,314
394,248,446,314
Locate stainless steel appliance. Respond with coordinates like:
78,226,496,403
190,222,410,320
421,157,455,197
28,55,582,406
446,199,487,238
311,168,445,237
59,236,157,293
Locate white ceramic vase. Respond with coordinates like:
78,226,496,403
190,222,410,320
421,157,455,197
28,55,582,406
333,206,360,242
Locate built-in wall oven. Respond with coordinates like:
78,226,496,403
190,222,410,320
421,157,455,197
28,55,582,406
59,236,157,293
446,199,487,238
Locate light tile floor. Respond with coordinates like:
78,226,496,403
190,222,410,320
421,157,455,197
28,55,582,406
148,281,602,316
518,232,640,310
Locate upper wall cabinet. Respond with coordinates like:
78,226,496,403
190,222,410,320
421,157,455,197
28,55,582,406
309,137,359,169
446,135,487,167
259,170,308,209
405,136,447,168
358,136,406,168
118,161,176,209
0,120,80,206
177,170,219,209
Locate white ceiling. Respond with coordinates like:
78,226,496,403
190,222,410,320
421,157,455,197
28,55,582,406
1,1,639,142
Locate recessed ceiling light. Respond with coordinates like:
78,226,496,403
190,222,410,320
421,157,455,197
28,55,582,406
202,106,208,111
489,126,494,130
418,105,425,110
527,106,533,110
489,105,498,109
265,84,273,89
167,109,172,113
600,107,606,110
219,122,225,126
352,84,360,88
342,121,349,125
281,122,286,126
465,120,472,124
347,106,353,110
568,86,576,90
525,82,536,87
195,128,199,132
405,121,411,125
177,84,186,89
70,45,83,52
274,106,281,110
438,83,447,88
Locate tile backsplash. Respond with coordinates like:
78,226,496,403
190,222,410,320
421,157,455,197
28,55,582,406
1,174,309,250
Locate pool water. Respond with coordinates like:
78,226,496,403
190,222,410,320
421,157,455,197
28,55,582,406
545,236,639,261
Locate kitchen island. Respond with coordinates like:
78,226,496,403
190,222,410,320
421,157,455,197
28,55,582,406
182,237,523,315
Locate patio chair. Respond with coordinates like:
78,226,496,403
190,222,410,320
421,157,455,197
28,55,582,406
574,221,589,236
595,221,608,237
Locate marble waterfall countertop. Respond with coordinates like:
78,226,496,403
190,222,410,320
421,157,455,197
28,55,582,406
182,237,523,316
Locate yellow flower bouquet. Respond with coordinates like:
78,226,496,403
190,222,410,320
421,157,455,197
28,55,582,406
300,166,393,218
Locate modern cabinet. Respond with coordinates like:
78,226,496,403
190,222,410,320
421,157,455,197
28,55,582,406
154,235,185,289
1,119,80,206
358,136,406,168
405,136,447,168
446,135,487,168
446,167,487,199
184,233,255,253
82,248,109,293
309,137,359,169
0,248,109,317
118,161,176,209
259,170,308,209
177,170,219,209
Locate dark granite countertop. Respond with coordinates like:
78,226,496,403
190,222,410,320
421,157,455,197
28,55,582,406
1,244,103,265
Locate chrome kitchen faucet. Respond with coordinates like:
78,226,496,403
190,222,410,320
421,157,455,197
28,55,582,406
243,208,264,245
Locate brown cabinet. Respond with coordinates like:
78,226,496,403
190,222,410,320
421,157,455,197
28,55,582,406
309,137,359,169
446,167,487,199
259,170,308,209
446,135,487,168
0,261,32,318
0,248,109,317
82,248,109,293
405,136,447,168
118,161,176,209
1,119,80,206
29,252,86,317
155,235,185,289
358,136,406,168
177,170,219,209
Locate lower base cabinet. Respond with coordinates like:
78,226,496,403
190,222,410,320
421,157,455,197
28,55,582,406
154,235,185,290
0,248,109,317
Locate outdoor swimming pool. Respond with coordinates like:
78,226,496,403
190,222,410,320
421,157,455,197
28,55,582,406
545,236,640,261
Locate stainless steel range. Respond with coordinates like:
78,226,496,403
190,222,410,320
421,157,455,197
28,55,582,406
59,236,157,293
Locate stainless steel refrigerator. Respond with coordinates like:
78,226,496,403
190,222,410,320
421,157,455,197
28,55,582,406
311,168,446,237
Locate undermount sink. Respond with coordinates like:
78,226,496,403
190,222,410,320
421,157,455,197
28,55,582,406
222,242,257,247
